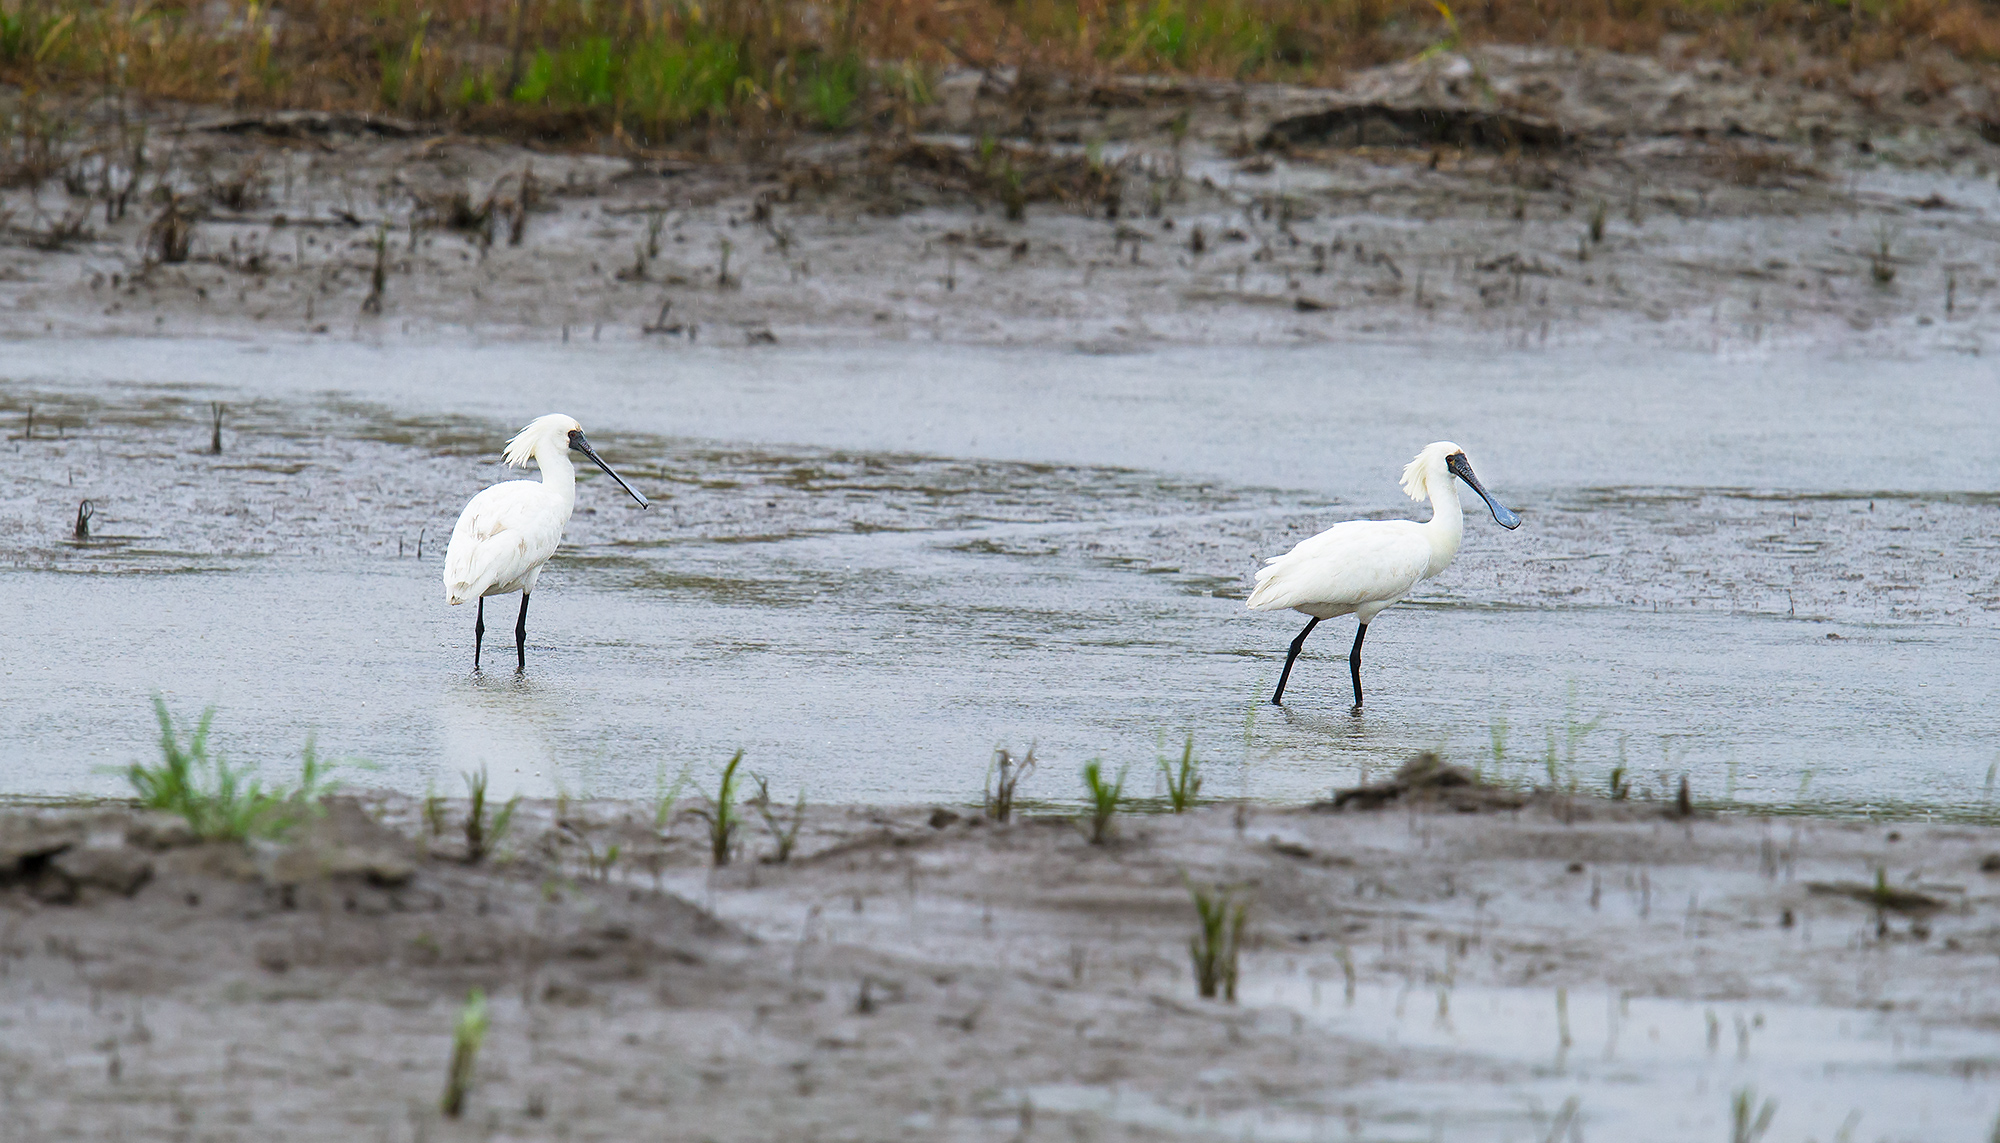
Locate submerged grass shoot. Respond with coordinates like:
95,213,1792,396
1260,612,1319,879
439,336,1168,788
1187,879,1247,1002
440,988,489,1119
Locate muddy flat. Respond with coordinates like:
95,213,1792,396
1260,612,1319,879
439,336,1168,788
6,788,2000,1142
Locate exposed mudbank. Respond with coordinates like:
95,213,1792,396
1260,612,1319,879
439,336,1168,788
6,788,2000,1140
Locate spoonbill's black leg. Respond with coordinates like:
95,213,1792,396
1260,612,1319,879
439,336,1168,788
473,597,486,670
515,593,531,671
1348,622,1370,712
1270,616,1320,705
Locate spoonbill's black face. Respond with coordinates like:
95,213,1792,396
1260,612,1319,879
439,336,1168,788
1446,451,1522,529
567,429,652,509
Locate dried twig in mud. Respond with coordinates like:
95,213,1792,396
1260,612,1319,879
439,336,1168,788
145,198,194,263
440,989,489,1119
750,774,807,863
208,402,223,454
1159,733,1202,812
1187,879,1248,1001
461,765,520,864
27,206,92,251
71,499,91,540
693,749,746,865
985,746,1036,823
1870,222,1900,286
1081,759,1126,844
361,225,388,315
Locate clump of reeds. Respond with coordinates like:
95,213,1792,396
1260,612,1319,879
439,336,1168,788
126,697,338,841
440,988,489,1119
1187,880,1247,1001
1080,759,1125,845
985,745,1035,823
461,765,520,864
1159,733,1202,812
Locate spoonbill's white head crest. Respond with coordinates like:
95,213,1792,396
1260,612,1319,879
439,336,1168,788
1400,442,1520,528
503,413,584,468
1399,441,1463,502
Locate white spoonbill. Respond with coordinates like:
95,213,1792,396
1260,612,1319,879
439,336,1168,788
443,413,650,670
1247,442,1520,709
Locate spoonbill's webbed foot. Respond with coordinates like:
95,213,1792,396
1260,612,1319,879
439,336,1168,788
1270,616,1320,705
1347,622,1369,710
515,593,530,672
473,597,486,670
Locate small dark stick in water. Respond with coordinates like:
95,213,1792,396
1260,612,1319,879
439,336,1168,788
19,405,32,440
73,499,92,540
209,403,224,454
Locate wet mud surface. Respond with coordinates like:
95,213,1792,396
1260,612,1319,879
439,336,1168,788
6,794,2000,1141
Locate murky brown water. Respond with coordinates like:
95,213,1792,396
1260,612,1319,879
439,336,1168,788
1,338,1995,809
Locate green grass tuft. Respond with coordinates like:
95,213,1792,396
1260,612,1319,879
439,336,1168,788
1081,758,1126,844
440,988,489,1119
697,750,746,865
1159,733,1203,812
1187,879,1247,1001
127,696,338,842
461,765,520,864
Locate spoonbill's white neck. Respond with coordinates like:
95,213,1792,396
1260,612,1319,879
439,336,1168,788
533,443,579,511
1420,471,1464,578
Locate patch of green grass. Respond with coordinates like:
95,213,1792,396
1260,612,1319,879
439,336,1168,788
440,988,489,1119
461,765,520,864
1081,758,1126,844
801,54,862,130
126,697,338,842
1187,879,1247,1001
1159,733,1203,812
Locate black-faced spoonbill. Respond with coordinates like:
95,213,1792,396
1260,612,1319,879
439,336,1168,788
1248,442,1520,709
443,414,650,670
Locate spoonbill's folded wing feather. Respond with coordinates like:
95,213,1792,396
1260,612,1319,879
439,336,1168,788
442,481,565,604
1245,521,1431,614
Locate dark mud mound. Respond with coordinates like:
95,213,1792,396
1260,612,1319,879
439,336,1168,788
1261,103,1565,152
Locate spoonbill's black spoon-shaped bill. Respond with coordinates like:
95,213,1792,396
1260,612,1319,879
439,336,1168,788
1247,442,1520,710
442,414,650,670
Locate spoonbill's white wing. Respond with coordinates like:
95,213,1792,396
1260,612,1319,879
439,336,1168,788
442,480,567,604
1246,520,1431,617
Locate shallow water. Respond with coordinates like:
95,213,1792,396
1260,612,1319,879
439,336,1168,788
1021,977,2000,1141
1,337,1995,807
